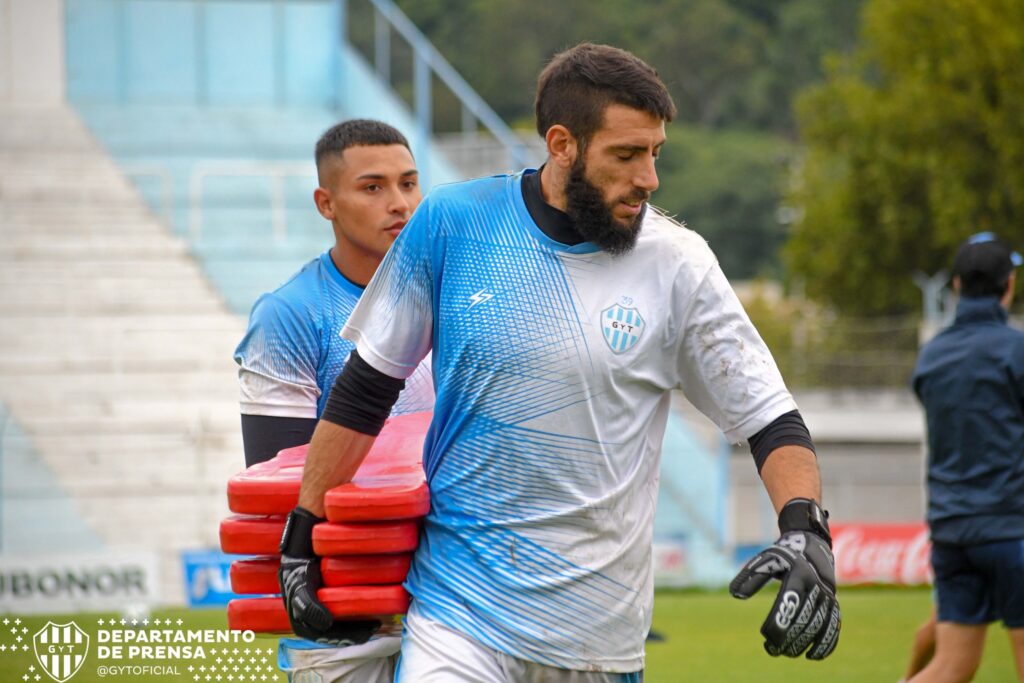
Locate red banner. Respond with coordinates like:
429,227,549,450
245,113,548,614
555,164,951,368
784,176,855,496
831,523,932,585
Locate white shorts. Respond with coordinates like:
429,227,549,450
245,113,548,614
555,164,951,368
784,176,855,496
396,602,643,683
279,636,400,683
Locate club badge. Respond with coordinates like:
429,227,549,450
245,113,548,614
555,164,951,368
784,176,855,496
601,303,645,353
33,621,89,682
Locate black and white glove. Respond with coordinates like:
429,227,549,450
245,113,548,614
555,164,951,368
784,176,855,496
278,507,379,645
729,498,841,660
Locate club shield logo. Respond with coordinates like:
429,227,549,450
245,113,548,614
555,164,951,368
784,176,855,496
601,304,645,353
33,622,89,683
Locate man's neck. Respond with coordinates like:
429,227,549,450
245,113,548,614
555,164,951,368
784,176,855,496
329,244,378,288
539,163,568,212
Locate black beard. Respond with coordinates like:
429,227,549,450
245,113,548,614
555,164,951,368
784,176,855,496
564,158,645,256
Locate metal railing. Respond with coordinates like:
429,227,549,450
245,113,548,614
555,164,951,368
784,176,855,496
344,0,529,170
187,160,315,242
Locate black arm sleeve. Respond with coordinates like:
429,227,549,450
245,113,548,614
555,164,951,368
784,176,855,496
321,350,405,436
748,409,815,474
240,414,317,468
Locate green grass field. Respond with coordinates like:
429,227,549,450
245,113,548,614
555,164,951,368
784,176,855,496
1,588,1016,682
646,587,1016,682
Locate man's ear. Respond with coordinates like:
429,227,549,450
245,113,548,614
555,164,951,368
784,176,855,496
313,187,333,220
545,124,578,170
1002,270,1017,309
951,275,961,294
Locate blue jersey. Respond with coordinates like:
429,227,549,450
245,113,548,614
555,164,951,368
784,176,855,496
342,172,794,671
912,296,1024,545
234,249,434,655
234,250,434,419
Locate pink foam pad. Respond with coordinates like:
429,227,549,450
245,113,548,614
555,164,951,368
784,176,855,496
227,412,431,518
227,586,411,633
312,520,420,556
230,555,414,595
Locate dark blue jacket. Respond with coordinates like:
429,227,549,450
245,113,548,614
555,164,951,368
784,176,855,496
911,296,1024,545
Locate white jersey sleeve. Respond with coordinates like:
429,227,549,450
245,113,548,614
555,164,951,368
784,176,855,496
672,256,797,442
235,291,321,419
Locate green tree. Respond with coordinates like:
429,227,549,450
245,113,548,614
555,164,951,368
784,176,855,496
656,125,792,278
787,0,1024,315
385,0,861,277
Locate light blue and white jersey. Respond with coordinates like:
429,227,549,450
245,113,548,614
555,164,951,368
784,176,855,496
343,172,796,672
234,250,434,419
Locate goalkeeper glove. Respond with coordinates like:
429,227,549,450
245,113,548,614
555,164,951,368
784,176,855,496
278,507,379,645
729,497,841,660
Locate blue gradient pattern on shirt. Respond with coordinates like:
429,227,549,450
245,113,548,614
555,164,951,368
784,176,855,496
234,250,433,417
352,174,646,668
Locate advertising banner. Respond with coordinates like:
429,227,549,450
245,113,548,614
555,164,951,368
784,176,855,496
0,553,160,615
831,522,932,585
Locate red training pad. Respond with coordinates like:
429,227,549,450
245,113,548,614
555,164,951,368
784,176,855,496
219,515,285,556
230,555,414,594
220,515,420,556
313,520,420,556
227,411,431,518
226,586,410,633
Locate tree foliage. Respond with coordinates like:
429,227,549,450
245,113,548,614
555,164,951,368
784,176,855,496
657,127,791,278
787,0,1024,315
385,0,861,278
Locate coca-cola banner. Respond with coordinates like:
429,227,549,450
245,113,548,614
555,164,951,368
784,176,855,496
831,523,933,586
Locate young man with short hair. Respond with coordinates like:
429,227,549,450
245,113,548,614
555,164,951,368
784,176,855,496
278,44,841,680
909,233,1024,683
234,119,434,681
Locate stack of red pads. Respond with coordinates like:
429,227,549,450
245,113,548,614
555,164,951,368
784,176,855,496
221,412,432,634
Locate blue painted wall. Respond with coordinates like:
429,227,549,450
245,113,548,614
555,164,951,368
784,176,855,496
65,0,460,314
66,0,341,108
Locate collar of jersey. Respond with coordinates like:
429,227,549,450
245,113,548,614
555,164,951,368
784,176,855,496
320,250,365,297
955,295,1008,325
512,170,601,255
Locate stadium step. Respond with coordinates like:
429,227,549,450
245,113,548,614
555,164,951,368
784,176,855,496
0,104,249,603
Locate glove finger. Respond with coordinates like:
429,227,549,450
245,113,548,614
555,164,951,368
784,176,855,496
759,575,808,654
729,549,793,599
293,588,333,632
781,586,827,657
806,599,841,660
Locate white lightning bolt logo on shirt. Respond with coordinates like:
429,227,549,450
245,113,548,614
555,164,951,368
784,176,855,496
467,289,495,310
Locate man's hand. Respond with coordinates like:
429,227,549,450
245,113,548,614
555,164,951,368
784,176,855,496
729,498,841,660
278,507,379,645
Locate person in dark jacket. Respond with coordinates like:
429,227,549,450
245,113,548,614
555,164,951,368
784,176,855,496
908,232,1024,683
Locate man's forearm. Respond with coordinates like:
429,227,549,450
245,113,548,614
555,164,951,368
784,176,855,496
297,419,378,516
759,445,821,513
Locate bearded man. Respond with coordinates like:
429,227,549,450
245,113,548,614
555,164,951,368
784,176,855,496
276,43,841,681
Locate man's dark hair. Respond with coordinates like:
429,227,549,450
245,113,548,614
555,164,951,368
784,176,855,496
952,233,1019,297
315,119,410,171
534,43,676,147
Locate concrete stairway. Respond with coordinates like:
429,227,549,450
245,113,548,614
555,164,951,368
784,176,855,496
0,104,247,604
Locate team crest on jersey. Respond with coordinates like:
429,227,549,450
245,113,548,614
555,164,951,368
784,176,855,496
33,621,89,682
601,303,645,353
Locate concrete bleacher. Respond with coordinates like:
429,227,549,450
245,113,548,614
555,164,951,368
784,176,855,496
72,102,465,315
72,104,344,315
0,103,246,602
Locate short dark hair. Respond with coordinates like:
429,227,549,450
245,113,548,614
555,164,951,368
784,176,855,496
314,119,411,170
534,43,676,146
952,232,1021,297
